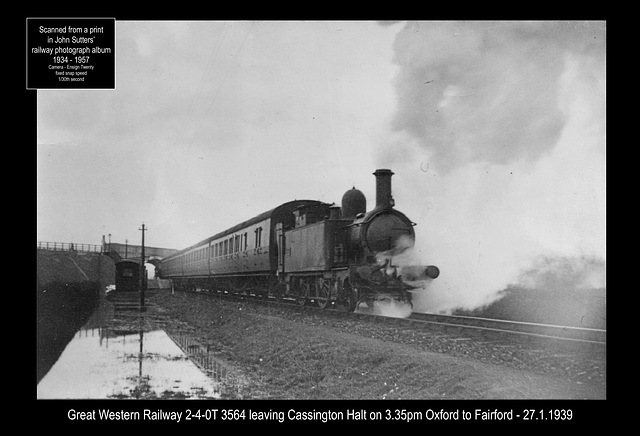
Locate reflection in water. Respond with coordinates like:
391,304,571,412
37,298,231,399
168,332,228,384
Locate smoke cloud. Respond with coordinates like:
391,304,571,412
518,255,606,293
386,21,605,171
379,21,606,314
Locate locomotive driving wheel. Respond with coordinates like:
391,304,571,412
296,279,309,306
315,278,330,309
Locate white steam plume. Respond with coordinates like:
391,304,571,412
378,21,606,313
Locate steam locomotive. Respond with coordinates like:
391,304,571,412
158,169,439,311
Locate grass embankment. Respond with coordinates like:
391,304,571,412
151,291,601,399
37,281,100,383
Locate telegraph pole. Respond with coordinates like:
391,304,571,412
139,223,147,308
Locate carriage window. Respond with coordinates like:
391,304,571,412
255,227,263,248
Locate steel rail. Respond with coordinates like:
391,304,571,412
188,288,606,345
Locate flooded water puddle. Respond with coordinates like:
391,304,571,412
37,298,236,399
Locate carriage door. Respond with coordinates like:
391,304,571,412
276,223,285,274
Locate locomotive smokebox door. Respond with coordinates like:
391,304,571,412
365,213,415,254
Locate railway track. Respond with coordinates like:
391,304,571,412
405,312,606,344
190,289,606,346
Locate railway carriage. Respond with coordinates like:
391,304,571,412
159,169,439,311
115,259,141,292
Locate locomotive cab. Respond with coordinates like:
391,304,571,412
293,203,331,228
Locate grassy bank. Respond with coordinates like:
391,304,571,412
37,281,100,383
151,291,604,399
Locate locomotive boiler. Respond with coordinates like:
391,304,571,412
158,169,439,312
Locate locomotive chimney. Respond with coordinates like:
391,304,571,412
373,169,394,209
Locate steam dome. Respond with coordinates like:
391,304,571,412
341,187,366,219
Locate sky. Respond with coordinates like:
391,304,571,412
36,20,606,312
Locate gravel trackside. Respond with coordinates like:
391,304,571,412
148,291,606,400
